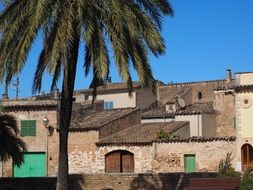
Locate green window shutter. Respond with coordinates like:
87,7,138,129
21,120,36,136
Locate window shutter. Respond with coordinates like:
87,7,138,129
21,120,36,136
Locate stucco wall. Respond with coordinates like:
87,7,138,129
88,92,136,108
175,115,202,137
237,73,253,85
141,115,203,137
236,91,253,138
153,140,236,173
202,113,216,137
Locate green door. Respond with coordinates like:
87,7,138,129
184,154,196,172
14,153,46,177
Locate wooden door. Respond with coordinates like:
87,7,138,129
122,151,134,173
105,151,121,173
241,144,253,171
105,150,134,173
184,154,196,172
14,152,46,177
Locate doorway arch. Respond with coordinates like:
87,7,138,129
241,144,253,171
105,150,134,173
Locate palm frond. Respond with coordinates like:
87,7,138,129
0,114,27,166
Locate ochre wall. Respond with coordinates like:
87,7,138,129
88,92,136,108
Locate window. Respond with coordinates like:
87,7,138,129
198,92,203,100
184,154,196,172
104,101,114,110
21,120,36,136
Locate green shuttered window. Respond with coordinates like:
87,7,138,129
21,120,36,136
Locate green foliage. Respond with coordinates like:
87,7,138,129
0,114,27,166
0,0,174,95
156,130,170,139
218,152,241,177
240,170,253,190
0,103,3,111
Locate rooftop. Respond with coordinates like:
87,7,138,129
142,102,214,119
96,121,189,145
76,81,142,94
70,108,137,131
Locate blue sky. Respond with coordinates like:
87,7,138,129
1,0,253,98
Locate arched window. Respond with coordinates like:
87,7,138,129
241,144,253,171
105,150,134,173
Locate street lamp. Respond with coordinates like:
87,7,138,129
43,117,49,128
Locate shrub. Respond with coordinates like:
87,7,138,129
218,152,240,177
156,130,170,139
240,170,253,190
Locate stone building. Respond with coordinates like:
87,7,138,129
2,69,253,177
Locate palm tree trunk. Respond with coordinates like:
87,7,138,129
56,36,79,190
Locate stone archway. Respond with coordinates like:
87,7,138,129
241,144,253,171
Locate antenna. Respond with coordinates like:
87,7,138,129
178,98,185,108
12,77,20,100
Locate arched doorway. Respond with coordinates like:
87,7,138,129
241,144,253,171
105,150,134,173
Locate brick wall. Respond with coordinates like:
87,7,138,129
0,173,218,190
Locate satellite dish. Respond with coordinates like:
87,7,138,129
178,98,185,108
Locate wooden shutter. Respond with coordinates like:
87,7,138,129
122,151,134,173
21,120,36,136
105,151,121,173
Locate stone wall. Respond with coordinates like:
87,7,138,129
159,80,227,105
152,140,236,172
136,88,156,109
68,131,100,174
214,90,236,136
68,138,153,174
0,173,218,190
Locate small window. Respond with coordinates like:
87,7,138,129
233,117,236,129
21,120,36,136
104,101,114,110
198,92,203,100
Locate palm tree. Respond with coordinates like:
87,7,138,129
0,1,173,189
0,114,27,167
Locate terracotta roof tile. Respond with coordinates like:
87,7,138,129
156,136,236,143
142,102,214,118
76,81,142,94
1,99,58,109
96,121,189,145
70,108,137,131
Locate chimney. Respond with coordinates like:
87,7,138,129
53,88,59,99
226,69,232,83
